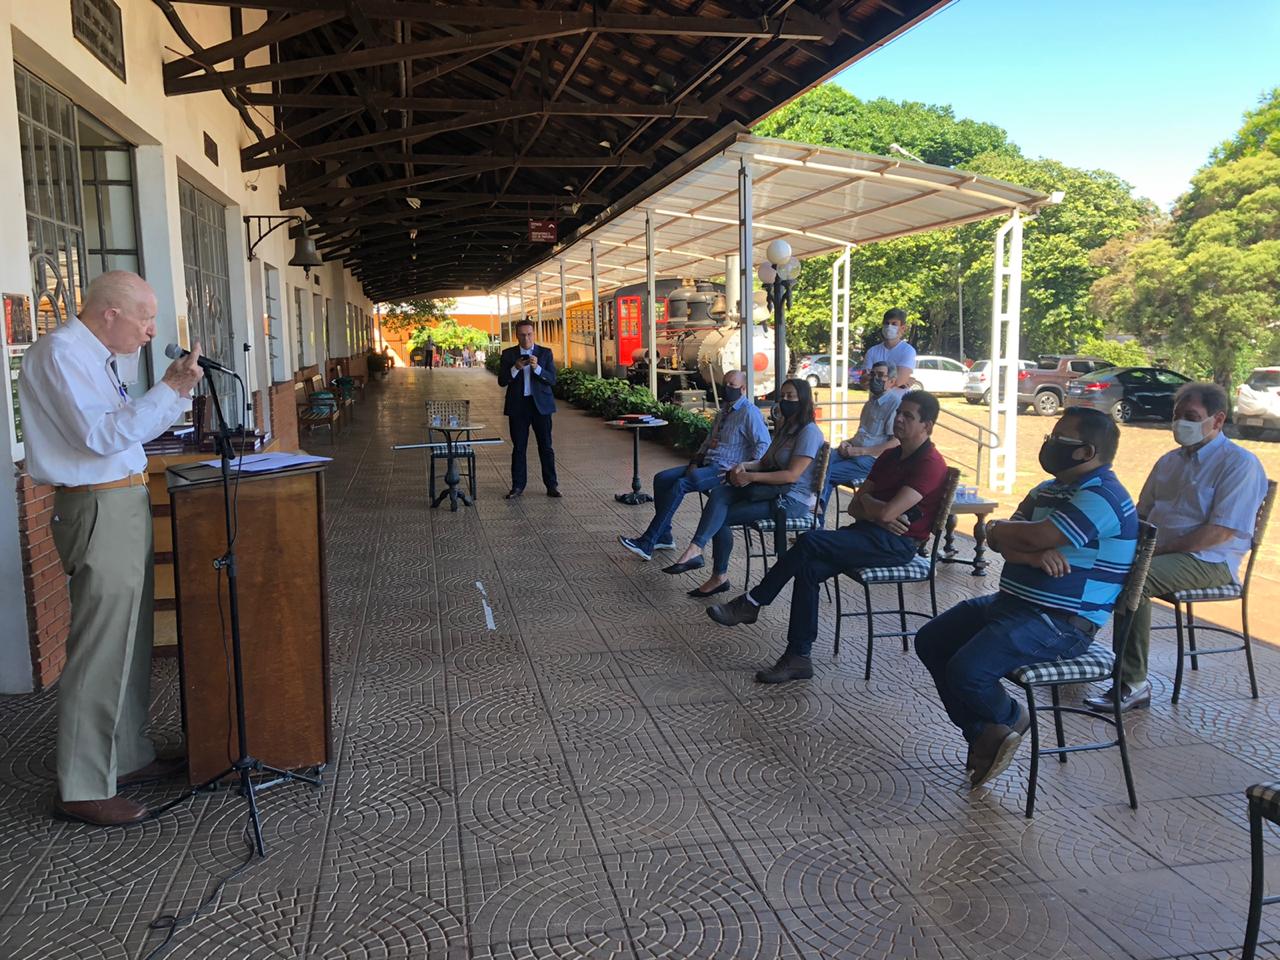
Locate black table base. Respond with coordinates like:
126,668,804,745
616,426,653,506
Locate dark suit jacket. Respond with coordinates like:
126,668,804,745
498,344,557,416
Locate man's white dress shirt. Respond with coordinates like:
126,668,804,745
1138,430,1268,577
510,347,542,397
18,317,190,486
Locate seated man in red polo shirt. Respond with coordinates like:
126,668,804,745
707,391,951,683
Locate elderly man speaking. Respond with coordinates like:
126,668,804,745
19,271,203,826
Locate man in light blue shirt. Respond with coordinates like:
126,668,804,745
620,369,770,561
820,360,902,519
1086,382,1269,713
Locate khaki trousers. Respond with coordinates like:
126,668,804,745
51,485,156,801
1118,552,1232,688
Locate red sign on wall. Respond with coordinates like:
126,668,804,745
528,219,557,243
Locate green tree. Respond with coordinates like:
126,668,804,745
1210,87,1280,164
760,87,1155,361
1075,335,1149,367
381,298,455,334
408,317,488,352
1093,92,1280,387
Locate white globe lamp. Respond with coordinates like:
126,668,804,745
757,261,777,284
765,238,792,265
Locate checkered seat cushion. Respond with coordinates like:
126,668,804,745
431,443,473,458
750,515,819,533
1007,641,1115,685
1165,583,1243,603
851,555,932,584
1248,781,1280,822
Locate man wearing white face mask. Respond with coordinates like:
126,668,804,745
863,307,916,388
1085,382,1268,713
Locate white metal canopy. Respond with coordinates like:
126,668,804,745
500,134,1053,292
495,133,1055,493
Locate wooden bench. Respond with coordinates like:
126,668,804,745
296,381,340,441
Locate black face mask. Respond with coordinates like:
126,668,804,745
721,384,743,405
778,399,802,421
868,378,887,396
1038,437,1091,476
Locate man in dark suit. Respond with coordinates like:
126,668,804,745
498,318,560,498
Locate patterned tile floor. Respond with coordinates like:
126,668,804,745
2,365,1279,959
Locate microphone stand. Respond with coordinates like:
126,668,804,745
193,370,320,858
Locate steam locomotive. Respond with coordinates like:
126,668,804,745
564,278,780,400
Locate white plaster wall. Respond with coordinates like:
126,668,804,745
0,0,377,690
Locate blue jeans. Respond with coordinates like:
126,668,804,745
691,484,810,575
748,522,918,657
636,464,723,549
820,452,876,518
915,593,1094,744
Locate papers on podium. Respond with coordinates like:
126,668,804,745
198,451,333,474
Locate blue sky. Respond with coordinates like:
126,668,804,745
834,0,1280,208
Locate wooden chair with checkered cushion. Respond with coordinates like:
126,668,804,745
1004,520,1159,818
426,399,476,501
832,467,960,680
1154,480,1275,704
738,442,831,585
1244,780,1280,959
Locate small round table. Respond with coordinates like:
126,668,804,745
606,418,668,505
430,423,482,511
942,497,999,575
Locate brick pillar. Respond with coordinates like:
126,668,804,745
15,469,70,688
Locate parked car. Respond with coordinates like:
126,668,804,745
908,356,969,395
796,352,863,388
795,354,831,388
1018,355,1114,416
963,359,1035,405
1235,367,1280,438
1065,367,1191,422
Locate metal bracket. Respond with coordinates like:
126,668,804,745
243,214,301,262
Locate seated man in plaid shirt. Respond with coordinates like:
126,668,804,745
706,391,950,684
917,407,1138,789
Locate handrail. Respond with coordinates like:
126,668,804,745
817,396,1001,490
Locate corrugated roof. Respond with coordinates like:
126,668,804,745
503,133,1052,293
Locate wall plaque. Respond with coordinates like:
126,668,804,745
72,0,126,82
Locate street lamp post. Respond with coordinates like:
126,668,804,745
758,238,800,397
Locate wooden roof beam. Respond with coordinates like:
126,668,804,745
163,11,343,81
243,92,713,118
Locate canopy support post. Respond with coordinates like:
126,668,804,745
645,209,657,398
738,157,754,399
535,272,543,344
988,211,1023,494
830,245,852,439
591,240,601,377
559,258,568,366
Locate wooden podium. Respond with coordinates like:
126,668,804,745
167,461,331,784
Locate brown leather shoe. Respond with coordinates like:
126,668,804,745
53,795,149,826
118,755,187,787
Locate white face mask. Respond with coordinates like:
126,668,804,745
883,324,900,341
1172,418,1207,447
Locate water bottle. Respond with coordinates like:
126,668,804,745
432,414,441,427
449,414,459,427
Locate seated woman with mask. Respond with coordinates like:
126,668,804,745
663,378,825,597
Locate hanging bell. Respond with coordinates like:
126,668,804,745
289,220,324,276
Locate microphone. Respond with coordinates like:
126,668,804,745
164,343,235,375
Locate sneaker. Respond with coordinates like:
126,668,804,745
1083,680,1151,714
707,594,759,627
754,654,814,684
618,536,652,561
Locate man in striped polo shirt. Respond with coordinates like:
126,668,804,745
916,408,1138,788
